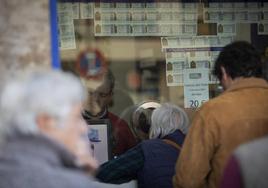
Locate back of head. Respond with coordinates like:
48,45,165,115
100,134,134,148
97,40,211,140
132,101,161,141
149,103,189,139
0,69,85,138
213,41,262,80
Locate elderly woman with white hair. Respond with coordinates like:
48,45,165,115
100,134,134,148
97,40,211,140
0,69,127,188
96,103,190,188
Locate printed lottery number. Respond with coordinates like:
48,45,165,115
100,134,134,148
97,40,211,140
190,100,206,108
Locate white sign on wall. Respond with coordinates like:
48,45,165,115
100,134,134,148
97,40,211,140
183,68,209,108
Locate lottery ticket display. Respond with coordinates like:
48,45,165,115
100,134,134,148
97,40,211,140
94,2,198,36
80,2,94,19
258,22,268,35
203,2,268,36
57,3,76,50
162,36,233,86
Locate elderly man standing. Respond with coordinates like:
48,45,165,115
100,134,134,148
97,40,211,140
173,41,268,188
0,69,123,188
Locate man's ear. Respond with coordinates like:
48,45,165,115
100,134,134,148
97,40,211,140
220,66,234,90
220,66,228,82
36,114,55,133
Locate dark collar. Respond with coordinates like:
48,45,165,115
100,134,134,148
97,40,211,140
163,130,185,147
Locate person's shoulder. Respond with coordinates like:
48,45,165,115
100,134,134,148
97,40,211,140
107,111,118,119
141,138,163,147
190,95,228,128
235,136,268,158
193,97,220,117
108,111,122,122
107,111,128,127
197,91,233,114
50,166,116,188
13,162,98,188
233,136,268,188
140,139,178,156
206,91,230,105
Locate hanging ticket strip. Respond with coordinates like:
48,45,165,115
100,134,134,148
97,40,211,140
93,2,198,36
162,35,234,108
161,2,267,87
57,2,95,50
203,2,268,35
57,3,77,50
161,2,267,108
162,36,233,87
57,2,268,49
56,2,267,108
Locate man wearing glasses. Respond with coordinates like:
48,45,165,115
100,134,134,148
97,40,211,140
82,69,137,157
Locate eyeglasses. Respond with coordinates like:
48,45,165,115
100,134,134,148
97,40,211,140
88,90,113,98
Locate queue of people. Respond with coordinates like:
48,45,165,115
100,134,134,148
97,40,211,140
96,103,189,188
0,40,267,188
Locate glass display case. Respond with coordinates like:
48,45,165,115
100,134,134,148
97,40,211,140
55,0,268,121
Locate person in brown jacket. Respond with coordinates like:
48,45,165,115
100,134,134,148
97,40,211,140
173,41,268,188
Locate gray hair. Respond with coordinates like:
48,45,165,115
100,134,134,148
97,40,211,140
149,103,189,139
0,69,85,137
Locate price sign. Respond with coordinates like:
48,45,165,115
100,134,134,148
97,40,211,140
183,68,209,108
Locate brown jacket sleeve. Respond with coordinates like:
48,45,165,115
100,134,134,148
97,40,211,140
173,108,219,188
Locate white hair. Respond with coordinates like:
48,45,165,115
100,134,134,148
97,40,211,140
0,69,85,137
149,103,189,139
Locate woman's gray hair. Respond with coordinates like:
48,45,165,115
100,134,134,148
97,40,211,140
0,69,85,137
149,103,189,139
